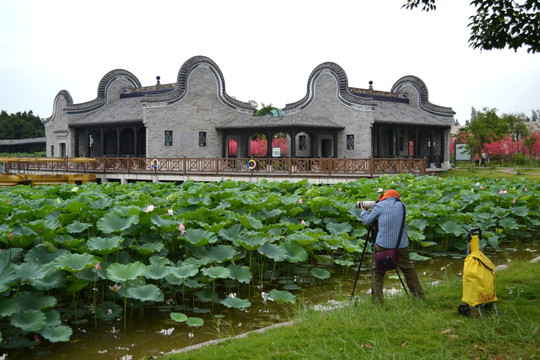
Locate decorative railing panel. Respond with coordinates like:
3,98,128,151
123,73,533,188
1,156,427,178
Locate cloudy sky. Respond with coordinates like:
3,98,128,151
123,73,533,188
0,0,538,124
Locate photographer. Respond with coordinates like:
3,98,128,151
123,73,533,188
360,189,424,302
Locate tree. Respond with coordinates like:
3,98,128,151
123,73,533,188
402,0,540,53
250,102,283,117
502,112,529,141
0,110,45,139
466,107,509,156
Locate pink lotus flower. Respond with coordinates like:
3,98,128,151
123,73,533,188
480,185,484,190
524,187,528,192
34,334,40,342
9,232,14,241
145,205,155,213
107,308,113,316
167,209,174,216
178,222,186,235
512,198,516,203
298,198,303,204
499,190,507,194
95,261,101,271
301,220,306,226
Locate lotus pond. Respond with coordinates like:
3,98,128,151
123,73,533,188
0,174,538,359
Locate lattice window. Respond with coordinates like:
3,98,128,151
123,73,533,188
164,130,173,146
299,135,306,150
347,134,354,150
199,132,207,147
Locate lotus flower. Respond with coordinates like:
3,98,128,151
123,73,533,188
109,283,121,292
178,222,186,235
107,308,113,316
167,209,174,216
145,205,155,213
9,232,14,241
499,190,507,194
298,198,303,204
95,261,101,271
301,220,306,226
378,188,384,193
524,187,528,192
512,198,516,203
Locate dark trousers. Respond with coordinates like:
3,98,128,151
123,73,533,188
372,245,424,301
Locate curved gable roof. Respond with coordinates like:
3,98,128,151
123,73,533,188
391,75,455,116
283,62,375,113
142,55,256,114
62,69,141,114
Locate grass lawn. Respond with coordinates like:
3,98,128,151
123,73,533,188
152,259,539,360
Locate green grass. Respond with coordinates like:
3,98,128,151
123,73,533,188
441,166,540,182
151,260,539,360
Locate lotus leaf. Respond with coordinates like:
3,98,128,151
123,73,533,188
195,288,219,302
201,266,230,280
326,222,352,235
169,264,199,279
184,228,218,247
24,246,67,264
268,289,296,304
0,261,17,292
201,244,237,263
67,278,89,292
258,243,288,261
87,236,123,255
89,197,114,209
144,263,170,280
127,284,164,302
281,241,308,263
221,296,251,309
235,235,267,251
287,206,304,217
97,212,139,234
0,297,17,317
40,324,73,342
53,252,96,273
16,291,57,311
10,310,46,332
440,220,465,237
227,264,252,284
32,271,67,291
106,261,146,282
237,214,263,230
14,262,48,283
132,241,165,256
217,224,244,241
186,317,204,327
170,312,188,323
44,309,62,327
310,267,331,280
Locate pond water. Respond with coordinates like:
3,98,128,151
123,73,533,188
4,243,538,360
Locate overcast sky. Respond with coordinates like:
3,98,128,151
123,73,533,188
1,0,538,125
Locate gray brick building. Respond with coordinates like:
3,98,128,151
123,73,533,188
43,55,455,169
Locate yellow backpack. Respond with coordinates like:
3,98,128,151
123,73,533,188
461,236,497,307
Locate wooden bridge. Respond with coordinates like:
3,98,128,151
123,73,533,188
1,156,428,185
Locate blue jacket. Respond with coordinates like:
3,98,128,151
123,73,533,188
360,197,408,248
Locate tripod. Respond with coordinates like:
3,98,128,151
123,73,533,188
351,223,409,299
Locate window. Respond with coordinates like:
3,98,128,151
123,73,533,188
347,134,354,150
51,145,54,157
199,132,207,147
299,135,306,150
164,130,173,146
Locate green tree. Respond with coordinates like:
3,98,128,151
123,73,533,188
0,110,45,139
402,0,540,53
250,102,283,117
466,107,509,156
502,112,529,141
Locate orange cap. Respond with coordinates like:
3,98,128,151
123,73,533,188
378,189,400,201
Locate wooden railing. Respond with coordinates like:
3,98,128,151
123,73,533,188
1,156,427,177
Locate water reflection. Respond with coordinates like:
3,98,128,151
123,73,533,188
5,243,538,360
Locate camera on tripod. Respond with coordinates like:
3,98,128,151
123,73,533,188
356,200,377,209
